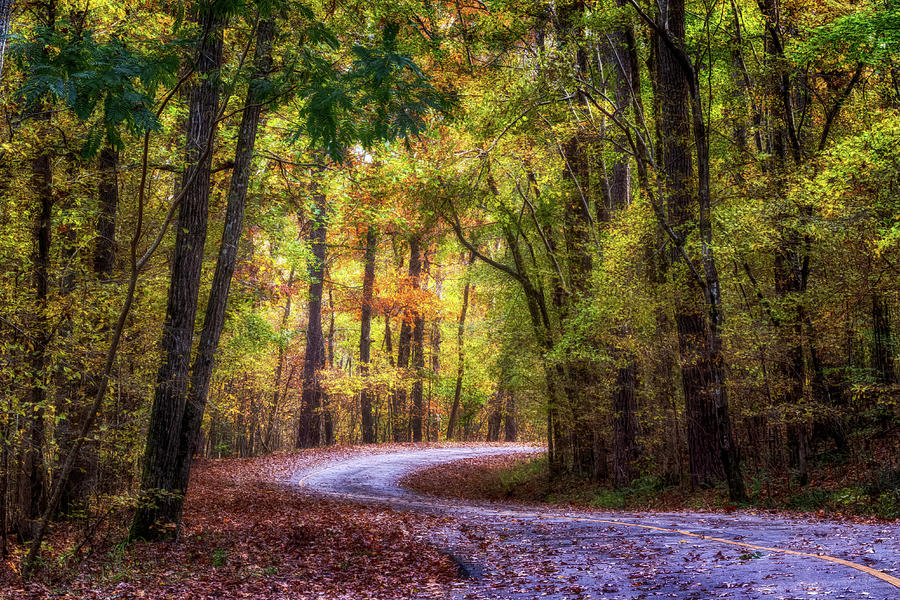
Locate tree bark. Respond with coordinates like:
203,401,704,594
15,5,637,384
267,268,295,450
130,6,224,541
486,392,502,442
0,0,13,84
20,113,52,540
682,1,746,501
297,190,328,448
172,17,275,510
605,26,641,487
392,236,420,441
873,293,896,385
410,245,430,442
428,269,442,441
653,0,721,488
94,147,118,279
359,226,377,443
446,252,474,440
503,390,517,442
635,0,745,499
323,284,335,446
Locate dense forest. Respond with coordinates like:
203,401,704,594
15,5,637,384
0,0,898,575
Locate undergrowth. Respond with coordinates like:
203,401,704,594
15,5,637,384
416,454,900,520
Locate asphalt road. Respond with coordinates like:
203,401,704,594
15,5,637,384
296,446,900,600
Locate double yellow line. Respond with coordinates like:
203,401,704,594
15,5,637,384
297,467,900,591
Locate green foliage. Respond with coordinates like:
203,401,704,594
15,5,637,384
211,547,229,567
11,20,180,153
793,5,900,66
786,486,832,511
295,22,449,160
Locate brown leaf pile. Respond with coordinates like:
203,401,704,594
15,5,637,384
1,446,459,599
399,453,545,503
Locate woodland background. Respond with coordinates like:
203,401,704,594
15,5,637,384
0,0,898,574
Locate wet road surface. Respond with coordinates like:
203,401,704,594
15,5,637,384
296,446,900,600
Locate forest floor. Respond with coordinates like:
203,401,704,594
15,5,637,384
0,443,494,599
2,443,899,599
401,451,900,519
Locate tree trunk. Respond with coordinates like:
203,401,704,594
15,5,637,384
645,0,745,499
0,0,13,84
684,4,746,502
410,245,430,442
384,313,394,442
759,0,811,485
20,115,52,540
54,160,95,516
654,0,721,488
486,392,502,442
267,268,295,450
446,252,474,440
410,315,425,442
612,361,638,487
392,236,420,442
428,272,442,441
172,17,275,508
1,394,8,556
130,6,224,541
359,226,377,443
503,390,517,442
297,190,328,448
322,284,335,445
94,147,118,279
873,293,896,385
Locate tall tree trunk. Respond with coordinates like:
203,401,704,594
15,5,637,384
326,284,335,368
555,0,603,478
322,283,335,445
392,236,420,442
384,313,394,442
267,268,295,450
130,6,224,541
20,112,52,540
612,360,638,486
428,269,442,442
172,17,275,507
644,0,745,499
410,316,425,442
486,392,502,442
0,0,13,84
654,0,720,488
683,1,746,501
358,226,377,443
410,245,430,442
1,394,9,556
872,293,895,385
297,190,328,448
94,147,118,279
560,132,603,478
503,390,517,442
759,0,811,484
446,252,474,440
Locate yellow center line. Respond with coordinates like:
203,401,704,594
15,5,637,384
296,469,900,590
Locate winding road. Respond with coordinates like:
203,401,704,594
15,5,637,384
296,446,900,599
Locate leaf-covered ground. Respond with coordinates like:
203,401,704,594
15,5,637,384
402,452,900,521
398,453,546,504
1,445,463,599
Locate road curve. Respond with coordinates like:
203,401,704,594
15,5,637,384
296,446,900,600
